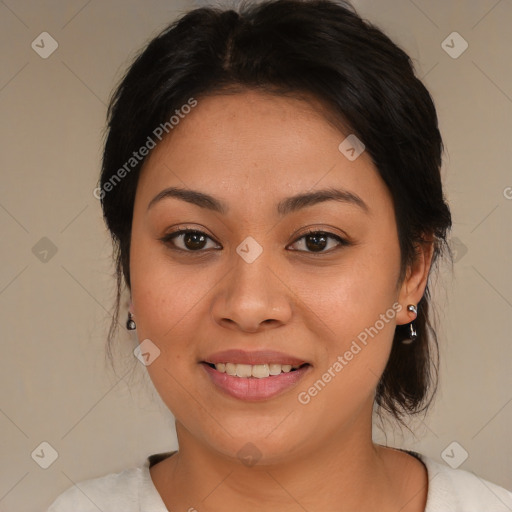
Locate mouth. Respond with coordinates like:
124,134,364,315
200,360,312,401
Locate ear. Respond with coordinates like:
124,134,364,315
396,236,435,326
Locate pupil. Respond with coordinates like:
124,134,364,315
306,233,327,251
185,232,206,250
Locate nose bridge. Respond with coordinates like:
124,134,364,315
236,247,272,292
211,237,293,330
227,230,268,276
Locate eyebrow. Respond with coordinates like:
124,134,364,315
277,188,369,215
147,186,369,215
147,187,226,213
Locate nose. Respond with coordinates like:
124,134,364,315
210,249,293,333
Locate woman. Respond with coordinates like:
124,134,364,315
48,0,512,510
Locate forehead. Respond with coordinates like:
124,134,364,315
135,90,392,215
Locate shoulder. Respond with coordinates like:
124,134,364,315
419,454,512,512
46,452,174,512
46,465,146,512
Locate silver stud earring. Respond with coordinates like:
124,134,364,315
126,311,136,330
407,304,417,315
402,304,417,344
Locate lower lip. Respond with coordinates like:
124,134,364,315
201,363,311,401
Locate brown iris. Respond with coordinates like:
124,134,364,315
304,232,328,252
183,231,207,250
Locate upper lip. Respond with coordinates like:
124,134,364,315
203,349,309,366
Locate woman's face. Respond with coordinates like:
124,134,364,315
130,90,428,463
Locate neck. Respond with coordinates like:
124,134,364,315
150,406,424,512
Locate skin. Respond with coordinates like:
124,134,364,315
129,90,434,511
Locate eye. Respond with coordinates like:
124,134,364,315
160,229,221,251
288,230,349,253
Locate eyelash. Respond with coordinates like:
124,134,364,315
290,228,350,253
159,228,350,254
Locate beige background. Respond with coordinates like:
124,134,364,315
0,0,511,510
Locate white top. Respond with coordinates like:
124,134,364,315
47,451,512,511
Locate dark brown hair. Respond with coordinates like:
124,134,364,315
99,0,453,422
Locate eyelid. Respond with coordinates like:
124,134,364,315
289,225,349,242
287,228,350,253
159,226,222,251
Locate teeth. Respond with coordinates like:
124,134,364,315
251,364,270,378
236,364,252,378
212,362,301,378
269,363,282,375
225,363,237,376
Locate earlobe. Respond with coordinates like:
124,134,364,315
127,311,137,330
397,238,434,325
401,304,418,344
127,301,137,330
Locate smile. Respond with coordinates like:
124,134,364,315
201,361,311,401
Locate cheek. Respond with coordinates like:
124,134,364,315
293,279,398,427
293,239,401,388
128,239,211,413
129,236,216,339
297,243,401,336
